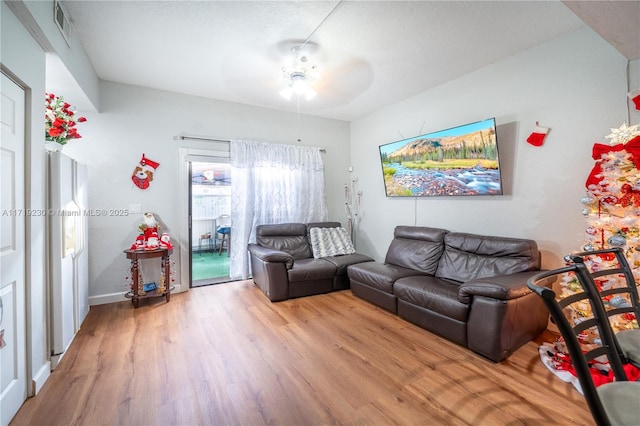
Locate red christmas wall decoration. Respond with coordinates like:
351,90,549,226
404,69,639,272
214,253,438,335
526,123,550,147
131,154,160,190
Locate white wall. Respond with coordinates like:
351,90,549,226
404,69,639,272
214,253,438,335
62,81,351,304
1,1,50,394
350,27,631,268
629,59,640,125
23,0,100,110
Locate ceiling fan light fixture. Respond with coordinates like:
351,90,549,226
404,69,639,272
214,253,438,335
291,73,308,94
304,85,317,101
277,1,343,102
279,86,294,100
280,70,317,101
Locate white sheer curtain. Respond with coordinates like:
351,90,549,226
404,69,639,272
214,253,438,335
229,140,328,279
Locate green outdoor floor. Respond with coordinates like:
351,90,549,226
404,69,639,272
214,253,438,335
192,250,230,285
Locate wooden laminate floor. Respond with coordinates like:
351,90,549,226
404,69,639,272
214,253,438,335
11,280,593,425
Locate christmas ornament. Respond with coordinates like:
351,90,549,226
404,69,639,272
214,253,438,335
605,122,640,146
526,122,550,147
607,234,626,247
146,230,160,249
581,196,594,205
608,295,630,309
160,233,173,250
617,183,640,207
131,153,160,190
129,233,145,250
139,212,158,234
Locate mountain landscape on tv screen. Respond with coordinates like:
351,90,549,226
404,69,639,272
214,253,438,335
380,124,502,197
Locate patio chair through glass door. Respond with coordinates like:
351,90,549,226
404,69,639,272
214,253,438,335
215,214,231,256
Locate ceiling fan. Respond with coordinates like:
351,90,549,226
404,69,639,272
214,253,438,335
279,43,321,101
221,1,372,110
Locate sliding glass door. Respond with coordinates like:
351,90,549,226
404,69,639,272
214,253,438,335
190,161,232,287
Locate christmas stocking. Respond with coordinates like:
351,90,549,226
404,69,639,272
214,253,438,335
131,154,160,190
527,124,550,147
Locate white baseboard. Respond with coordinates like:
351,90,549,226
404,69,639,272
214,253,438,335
31,361,51,396
89,283,186,306
88,291,128,306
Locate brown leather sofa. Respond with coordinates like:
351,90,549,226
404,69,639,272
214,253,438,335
248,221,373,302
347,226,553,362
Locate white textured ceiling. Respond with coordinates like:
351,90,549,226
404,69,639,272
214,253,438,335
55,1,632,121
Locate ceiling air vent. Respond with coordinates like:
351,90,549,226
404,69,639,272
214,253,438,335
53,0,71,46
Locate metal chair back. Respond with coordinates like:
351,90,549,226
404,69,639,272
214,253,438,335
528,263,634,425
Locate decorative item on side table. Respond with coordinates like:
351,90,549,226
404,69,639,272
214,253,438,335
45,93,87,151
124,212,174,308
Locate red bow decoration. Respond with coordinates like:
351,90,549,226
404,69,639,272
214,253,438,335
585,136,640,188
618,183,640,207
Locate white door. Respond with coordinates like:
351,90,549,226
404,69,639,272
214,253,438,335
0,73,27,425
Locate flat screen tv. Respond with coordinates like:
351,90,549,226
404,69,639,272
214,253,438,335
379,118,502,197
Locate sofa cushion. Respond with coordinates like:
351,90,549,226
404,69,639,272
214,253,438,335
256,223,312,260
347,262,424,294
322,253,373,275
384,226,448,274
287,258,336,283
309,226,356,258
306,221,342,231
394,276,469,322
435,232,540,282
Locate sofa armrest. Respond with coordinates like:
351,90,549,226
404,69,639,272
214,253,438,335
248,243,295,302
463,271,556,361
248,244,294,269
458,271,555,303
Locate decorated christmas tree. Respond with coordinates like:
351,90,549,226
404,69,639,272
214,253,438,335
570,122,640,320
540,123,640,390
583,122,640,245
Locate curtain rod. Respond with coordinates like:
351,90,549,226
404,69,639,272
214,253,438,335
175,134,326,152
174,134,230,143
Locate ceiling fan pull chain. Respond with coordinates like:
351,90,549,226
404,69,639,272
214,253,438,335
297,95,302,142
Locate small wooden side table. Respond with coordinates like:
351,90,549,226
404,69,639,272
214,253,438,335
124,247,174,308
